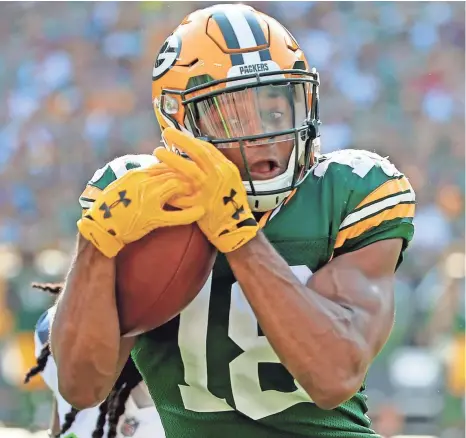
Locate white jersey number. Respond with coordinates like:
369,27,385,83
178,266,314,420
313,149,400,179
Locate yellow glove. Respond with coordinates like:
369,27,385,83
77,164,205,258
155,127,259,253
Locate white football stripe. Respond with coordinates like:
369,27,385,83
223,9,261,65
340,191,415,229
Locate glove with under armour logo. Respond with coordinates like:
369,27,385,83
155,127,260,253
77,164,205,258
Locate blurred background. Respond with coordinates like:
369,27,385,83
0,1,464,437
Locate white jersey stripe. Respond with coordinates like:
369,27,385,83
340,191,415,229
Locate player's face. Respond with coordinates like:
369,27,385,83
194,85,300,181
218,92,294,181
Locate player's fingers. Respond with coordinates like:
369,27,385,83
147,161,175,177
148,163,196,190
169,191,204,209
155,148,206,186
159,204,205,225
157,177,196,204
162,127,220,172
144,162,193,188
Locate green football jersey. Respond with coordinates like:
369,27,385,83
79,149,415,438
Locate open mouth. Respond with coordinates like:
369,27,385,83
248,159,283,180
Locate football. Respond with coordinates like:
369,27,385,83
115,224,216,336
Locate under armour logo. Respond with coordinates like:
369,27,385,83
223,189,244,221
223,189,237,205
232,205,245,220
100,190,131,219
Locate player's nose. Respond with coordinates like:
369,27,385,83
241,139,279,161
242,137,279,153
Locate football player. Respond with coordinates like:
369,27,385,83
26,283,165,438
51,4,415,438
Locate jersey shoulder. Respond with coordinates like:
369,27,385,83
79,154,157,210
311,148,404,193
310,149,416,260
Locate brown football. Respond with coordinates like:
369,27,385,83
116,224,216,336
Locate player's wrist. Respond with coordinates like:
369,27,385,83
77,216,124,258
208,219,259,253
199,184,259,252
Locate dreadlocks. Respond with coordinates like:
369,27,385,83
25,282,144,438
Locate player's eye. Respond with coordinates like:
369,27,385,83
264,111,283,122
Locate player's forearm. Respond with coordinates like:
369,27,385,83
51,235,120,409
226,232,375,409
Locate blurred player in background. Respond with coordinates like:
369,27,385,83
51,4,416,438
25,283,165,438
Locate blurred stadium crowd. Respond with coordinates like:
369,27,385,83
0,2,464,437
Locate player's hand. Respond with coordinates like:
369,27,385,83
155,127,259,253
77,164,205,258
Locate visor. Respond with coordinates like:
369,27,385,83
186,83,308,147
158,68,320,211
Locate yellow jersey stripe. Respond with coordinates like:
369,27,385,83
258,210,273,229
258,189,297,229
284,188,298,205
335,202,415,249
340,191,415,229
355,176,412,210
